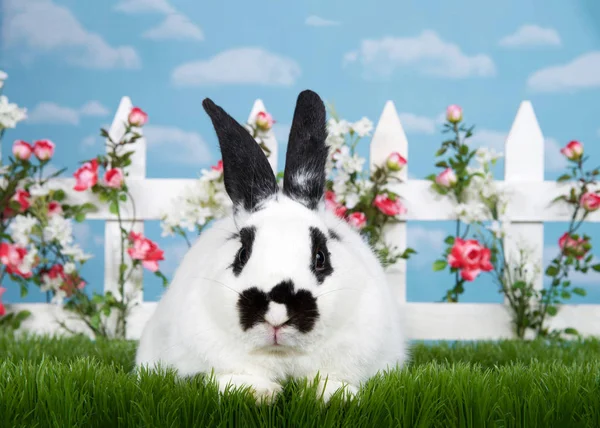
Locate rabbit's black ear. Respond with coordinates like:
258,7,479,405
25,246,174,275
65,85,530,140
282,90,328,210
202,98,278,212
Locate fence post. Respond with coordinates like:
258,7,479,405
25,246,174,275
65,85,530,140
503,100,545,339
104,96,146,338
370,101,409,304
248,99,278,173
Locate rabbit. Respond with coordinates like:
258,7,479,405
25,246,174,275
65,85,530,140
135,89,408,403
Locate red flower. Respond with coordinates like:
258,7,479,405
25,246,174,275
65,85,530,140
580,192,600,212
447,238,493,281
33,140,55,161
0,287,6,317
211,160,223,173
347,212,367,229
560,140,583,161
48,201,62,217
373,194,406,216
73,159,99,191
128,107,148,127
12,140,33,161
41,264,85,297
0,243,32,278
12,189,31,212
255,111,274,131
127,232,165,272
559,232,590,260
104,168,124,189
325,191,347,218
386,152,407,172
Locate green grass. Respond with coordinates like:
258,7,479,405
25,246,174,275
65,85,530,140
1,334,600,427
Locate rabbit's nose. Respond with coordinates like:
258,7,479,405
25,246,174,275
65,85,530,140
264,302,289,328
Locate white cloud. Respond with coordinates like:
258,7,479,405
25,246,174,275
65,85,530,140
143,13,204,41
344,30,496,79
172,48,301,87
115,0,203,42
115,0,175,14
545,137,567,172
27,102,79,125
499,25,561,48
398,112,436,134
544,246,600,286
407,225,448,267
80,100,110,117
3,0,141,69
305,15,340,27
469,129,507,152
145,125,213,164
527,51,600,93
27,100,110,125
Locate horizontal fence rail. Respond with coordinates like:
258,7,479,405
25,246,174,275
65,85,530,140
5,96,600,341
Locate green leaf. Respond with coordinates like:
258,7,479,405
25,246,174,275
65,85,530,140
90,314,101,330
560,290,571,299
564,327,579,336
109,201,119,215
556,174,572,182
573,287,587,296
512,281,526,289
432,260,448,272
444,236,455,245
546,306,558,316
435,161,449,168
591,264,600,272
435,147,447,157
545,265,559,276
75,212,86,223
459,144,469,155
53,189,66,201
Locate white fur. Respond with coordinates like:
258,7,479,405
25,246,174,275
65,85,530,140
135,194,407,403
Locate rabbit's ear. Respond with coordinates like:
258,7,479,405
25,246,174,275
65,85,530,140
282,90,329,210
202,98,278,213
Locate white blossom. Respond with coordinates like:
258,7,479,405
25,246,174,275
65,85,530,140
9,214,38,246
0,70,7,89
475,147,503,165
29,182,51,197
327,118,351,136
351,117,374,137
64,262,76,274
51,289,67,305
43,215,74,247
344,192,360,209
0,95,27,129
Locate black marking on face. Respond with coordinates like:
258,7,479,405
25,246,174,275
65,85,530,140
328,229,340,241
237,287,269,331
237,280,320,333
231,226,256,276
309,227,333,284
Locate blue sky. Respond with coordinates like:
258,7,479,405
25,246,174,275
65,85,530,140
2,0,600,305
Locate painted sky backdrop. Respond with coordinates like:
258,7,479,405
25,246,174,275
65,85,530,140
2,0,600,305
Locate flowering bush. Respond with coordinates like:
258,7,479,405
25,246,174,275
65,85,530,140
1,72,96,330
162,106,415,268
65,106,168,338
428,105,599,339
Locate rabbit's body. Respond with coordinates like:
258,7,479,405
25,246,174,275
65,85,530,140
136,90,407,402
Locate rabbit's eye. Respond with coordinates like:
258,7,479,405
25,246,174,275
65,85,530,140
314,250,326,270
238,247,249,264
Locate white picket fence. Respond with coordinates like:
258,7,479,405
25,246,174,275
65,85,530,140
7,96,600,341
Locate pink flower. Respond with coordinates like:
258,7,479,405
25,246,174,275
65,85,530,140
12,140,33,161
559,232,590,260
33,140,55,161
560,140,583,161
41,264,85,297
211,160,223,173
127,232,165,272
73,159,99,191
255,111,274,131
0,286,6,317
373,194,407,216
580,192,600,212
128,107,148,127
11,189,31,212
48,201,62,217
104,168,124,189
386,152,407,172
435,168,457,188
347,212,367,229
325,191,347,218
447,237,493,281
446,104,463,124
0,243,32,278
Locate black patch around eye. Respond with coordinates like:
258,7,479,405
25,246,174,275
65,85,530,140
237,287,269,331
309,227,333,284
231,226,256,276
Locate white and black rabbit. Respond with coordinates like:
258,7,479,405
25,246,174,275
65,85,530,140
135,90,408,402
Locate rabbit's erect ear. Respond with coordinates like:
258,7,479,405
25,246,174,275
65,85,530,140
282,90,328,210
202,98,278,212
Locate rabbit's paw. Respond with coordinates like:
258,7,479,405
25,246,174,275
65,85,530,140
217,374,283,404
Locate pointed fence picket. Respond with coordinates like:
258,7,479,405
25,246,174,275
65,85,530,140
6,96,600,340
